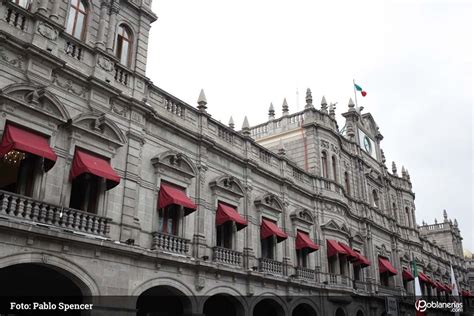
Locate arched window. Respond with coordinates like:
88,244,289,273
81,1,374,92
332,155,338,181
321,151,328,178
66,0,87,40
405,207,411,227
372,189,379,208
344,172,350,195
115,24,132,66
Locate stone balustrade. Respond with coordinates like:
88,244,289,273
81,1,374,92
212,246,243,266
152,232,189,255
295,266,315,281
259,258,284,275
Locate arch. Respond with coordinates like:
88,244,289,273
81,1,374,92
0,252,99,296
72,112,127,145
151,149,197,178
372,189,379,208
356,310,365,316
290,208,315,225
290,298,320,316
115,23,134,66
254,193,284,212
335,307,346,316
321,151,328,178
209,174,245,198
0,83,71,121
65,0,89,40
131,277,197,307
251,295,287,316
136,284,193,316
202,293,245,316
331,155,338,182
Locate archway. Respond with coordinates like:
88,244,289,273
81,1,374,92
292,303,317,316
0,263,84,315
356,310,364,316
136,285,192,316
253,298,285,316
335,307,346,316
203,294,244,316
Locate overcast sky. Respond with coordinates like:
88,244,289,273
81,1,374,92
148,0,473,252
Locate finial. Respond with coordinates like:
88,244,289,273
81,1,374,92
241,116,250,136
454,219,458,227
434,218,438,224
346,122,355,138
401,166,406,178
197,89,207,111
268,103,275,120
348,98,355,110
282,98,289,115
443,209,448,222
305,88,313,109
381,149,386,163
406,169,411,181
329,102,336,118
229,116,235,130
321,96,328,113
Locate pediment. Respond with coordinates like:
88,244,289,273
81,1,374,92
209,175,245,198
72,113,127,146
0,83,70,122
254,193,283,213
152,150,196,179
290,208,315,226
352,233,364,244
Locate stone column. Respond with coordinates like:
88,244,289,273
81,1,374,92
106,4,119,54
96,1,110,49
49,0,61,22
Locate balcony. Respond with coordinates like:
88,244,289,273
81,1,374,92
295,267,316,281
212,246,242,266
378,284,402,296
322,273,352,288
152,232,189,255
0,190,110,236
259,258,284,275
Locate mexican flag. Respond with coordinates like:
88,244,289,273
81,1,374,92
354,83,367,97
413,257,425,316
450,265,460,316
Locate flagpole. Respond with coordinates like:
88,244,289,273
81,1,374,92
353,78,359,108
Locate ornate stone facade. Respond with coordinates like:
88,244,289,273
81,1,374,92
0,0,471,315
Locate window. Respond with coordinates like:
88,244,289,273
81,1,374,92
12,0,30,8
380,273,389,286
328,255,337,274
158,204,180,235
339,255,347,276
344,172,350,195
66,0,87,40
115,24,132,66
405,207,411,227
332,155,338,181
296,248,309,268
372,189,379,208
216,221,233,249
0,152,38,197
261,236,275,259
354,265,361,281
321,151,328,178
69,173,100,213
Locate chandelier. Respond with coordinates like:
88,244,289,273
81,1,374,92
3,150,26,166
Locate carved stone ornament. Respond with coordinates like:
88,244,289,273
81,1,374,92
37,22,58,40
0,48,24,69
51,72,88,97
97,55,114,72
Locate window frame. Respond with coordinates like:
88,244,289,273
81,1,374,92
158,204,181,235
321,151,328,178
115,24,133,66
66,0,88,40
261,235,276,260
69,173,102,214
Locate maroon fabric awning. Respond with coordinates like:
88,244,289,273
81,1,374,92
260,218,287,243
216,202,247,230
338,242,359,261
378,257,397,276
418,272,435,287
70,149,120,189
461,290,472,297
402,268,414,281
444,283,452,293
158,183,197,215
353,252,371,268
327,240,348,258
434,281,446,292
0,124,57,171
295,231,319,253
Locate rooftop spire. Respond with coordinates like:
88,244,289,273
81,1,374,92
401,166,406,178
329,102,336,118
305,88,313,109
197,89,207,112
241,116,250,136
443,209,448,222
229,116,235,130
321,96,328,113
268,102,275,120
348,98,355,110
282,98,289,115
392,162,398,175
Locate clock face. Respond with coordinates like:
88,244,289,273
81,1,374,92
363,136,372,154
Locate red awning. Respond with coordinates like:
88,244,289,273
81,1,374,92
444,283,452,293
353,252,371,268
260,218,287,243
295,231,319,253
418,272,435,287
461,290,472,297
70,149,120,189
158,183,197,215
0,124,57,171
402,268,414,281
216,203,247,230
434,281,445,291
378,257,397,276
327,239,348,258
338,242,359,261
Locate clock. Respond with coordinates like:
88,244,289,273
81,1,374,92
363,136,372,154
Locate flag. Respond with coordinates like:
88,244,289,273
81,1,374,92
354,83,367,97
450,265,460,316
413,256,425,316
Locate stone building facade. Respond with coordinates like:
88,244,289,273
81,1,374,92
0,0,471,315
